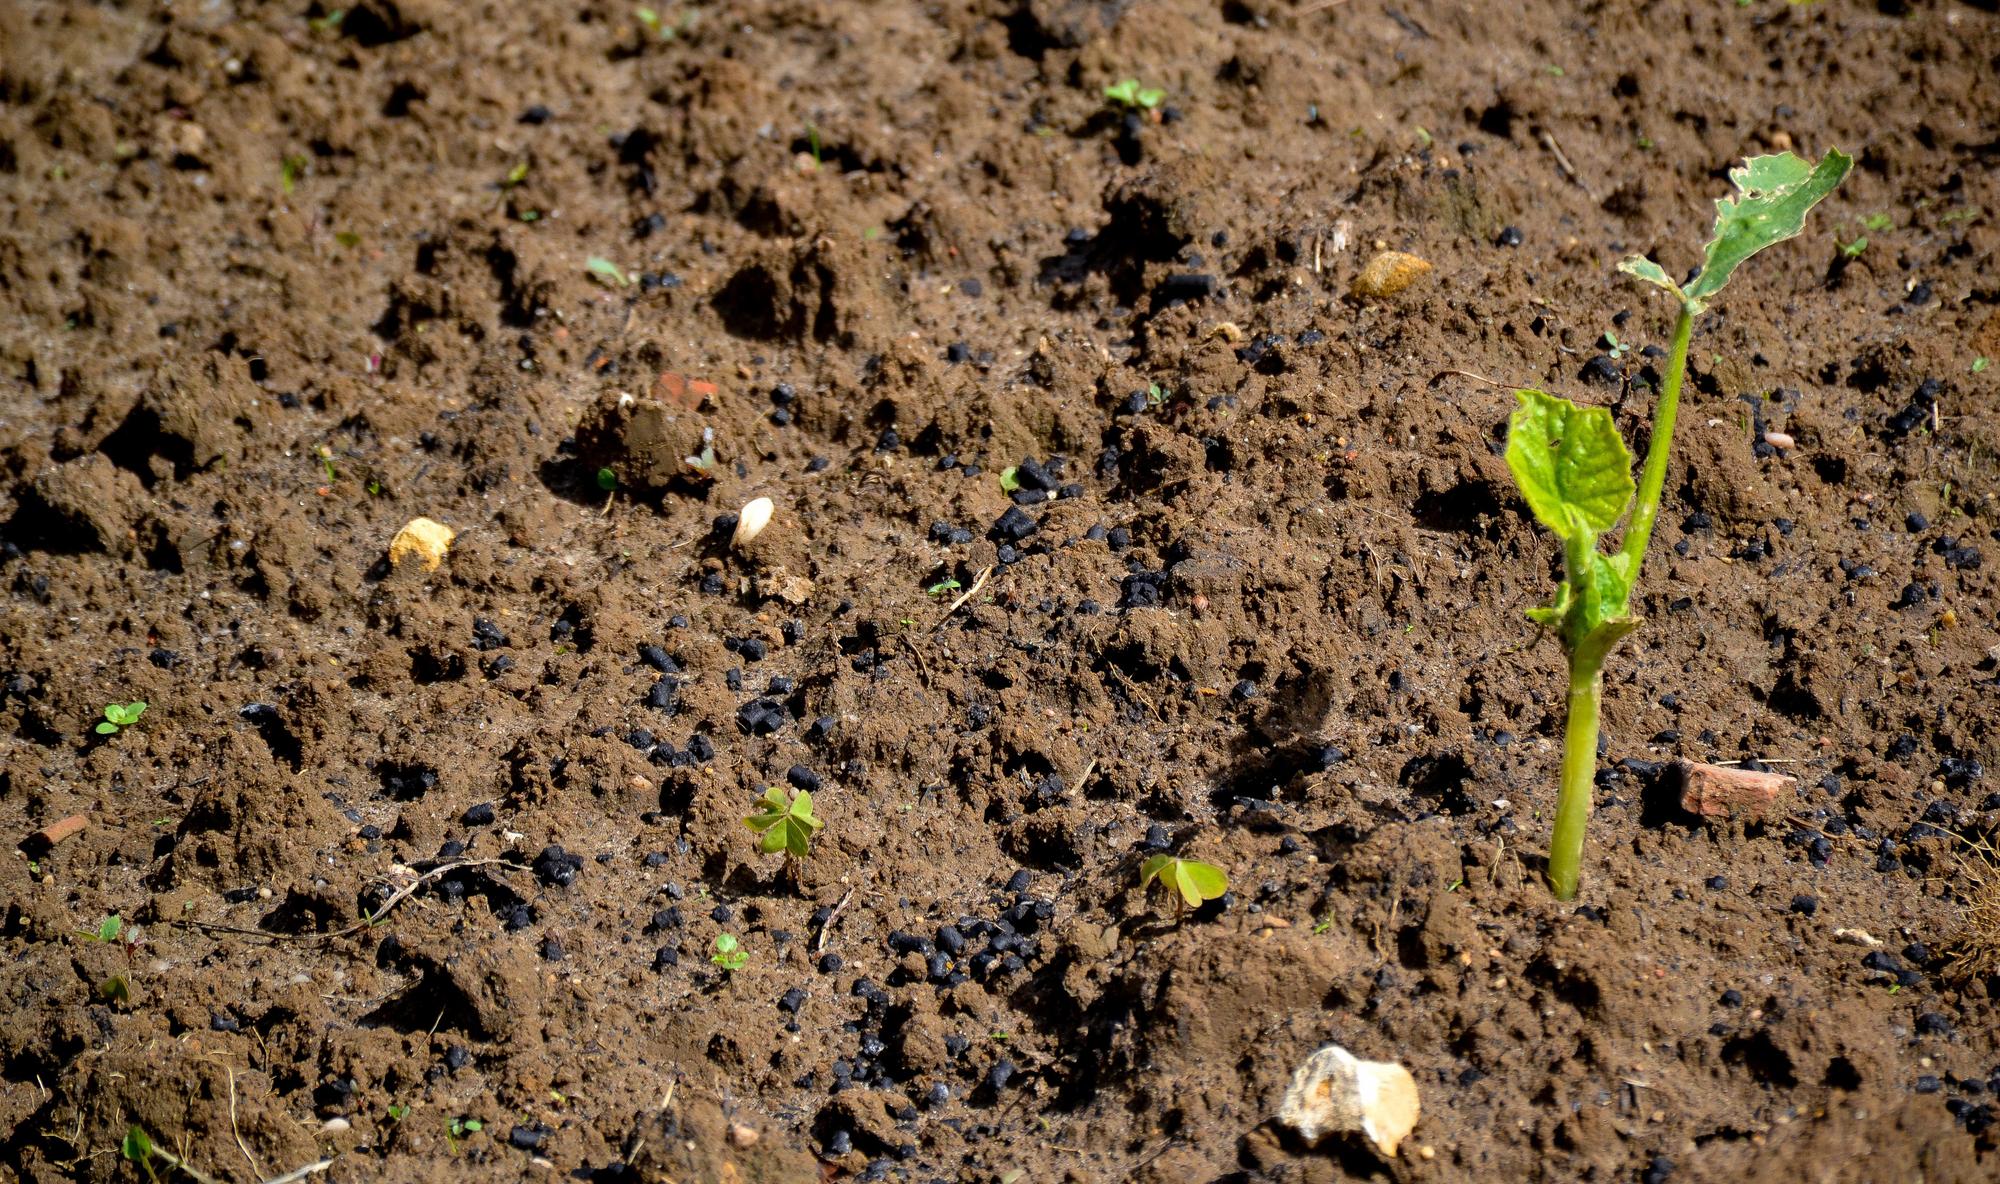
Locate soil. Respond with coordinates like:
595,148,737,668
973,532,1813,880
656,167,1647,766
3,1,2000,1182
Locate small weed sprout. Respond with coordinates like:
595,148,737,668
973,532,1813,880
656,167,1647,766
1508,149,1850,899
586,256,633,288
927,577,962,597
1139,855,1228,915
684,427,718,476
97,701,147,735
444,1115,485,1153
84,914,122,942
710,932,748,971
744,787,823,861
1103,78,1166,111
120,1125,217,1184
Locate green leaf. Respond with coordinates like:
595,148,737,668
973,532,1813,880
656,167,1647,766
1504,390,1635,541
1685,149,1853,305
121,1125,154,1164
586,256,631,287
595,466,618,491
1140,855,1228,909
1172,859,1228,906
96,721,118,735
998,466,1021,494
744,787,821,860
1616,256,1685,304
97,915,122,943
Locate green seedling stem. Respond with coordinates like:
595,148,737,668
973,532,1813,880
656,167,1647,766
1510,150,1849,900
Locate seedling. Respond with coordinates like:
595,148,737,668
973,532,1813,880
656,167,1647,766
586,256,633,287
1973,357,1991,375
1862,213,1893,232
927,577,962,597
710,932,748,971
1839,234,1867,258
96,701,147,735
998,466,1022,494
1139,855,1228,914
84,914,122,943
444,1115,485,1153
744,787,823,860
121,1125,217,1184
1103,78,1166,111
1602,331,1632,360
280,153,307,195
1509,149,1850,900
502,161,530,189
684,431,718,477
595,466,618,492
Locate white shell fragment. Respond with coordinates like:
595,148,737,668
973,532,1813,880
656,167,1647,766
732,496,775,548
1276,1043,1421,1158
387,517,455,570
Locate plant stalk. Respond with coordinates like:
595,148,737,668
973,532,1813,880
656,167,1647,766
1620,301,1695,572
1547,654,1604,901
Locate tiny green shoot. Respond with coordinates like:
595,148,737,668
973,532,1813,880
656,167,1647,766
97,701,147,736
387,1102,410,1122
1839,235,1867,258
281,154,307,195
1973,357,1991,375
445,1115,485,1152
1312,915,1333,935
586,256,632,287
308,9,347,34
86,914,123,943
927,577,962,597
1603,331,1632,360
806,123,823,170
998,466,1022,494
100,975,131,1003
1512,149,1850,901
711,932,748,971
334,230,361,249
744,786,823,860
595,466,618,492
636,6,674,39
1139,855,1228,913
1104,79,1166,111
503,161,530,189
1861,213,1893,232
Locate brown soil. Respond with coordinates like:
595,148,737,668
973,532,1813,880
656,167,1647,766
3,2,1999,1182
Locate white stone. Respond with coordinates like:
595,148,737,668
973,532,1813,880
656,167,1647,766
1276,1044,1420,1158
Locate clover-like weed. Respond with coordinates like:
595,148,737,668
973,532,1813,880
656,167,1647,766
710,932,748,971
1139,855,1227,914
1104,78,1165,111
97,701,147,736
744,786,823,861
